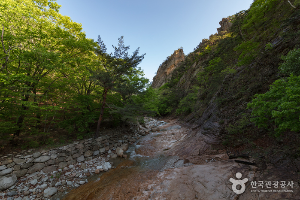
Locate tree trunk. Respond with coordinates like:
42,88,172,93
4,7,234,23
94,88,109,138
15,94,30,137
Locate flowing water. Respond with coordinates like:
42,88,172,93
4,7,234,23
63,125,177,200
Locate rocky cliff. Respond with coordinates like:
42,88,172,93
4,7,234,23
150,0,300,179
151,49,185,88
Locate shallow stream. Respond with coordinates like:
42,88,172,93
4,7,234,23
62,121,176,200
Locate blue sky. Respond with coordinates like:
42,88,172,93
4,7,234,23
56,0,253,81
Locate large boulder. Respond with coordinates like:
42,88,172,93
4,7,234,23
0,174,17,191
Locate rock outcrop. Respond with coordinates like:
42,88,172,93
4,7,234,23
152,49,185,88
217,18,232,34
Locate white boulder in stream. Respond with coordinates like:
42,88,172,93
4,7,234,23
116,147,123,157
0,174,17,190
103,162,111,171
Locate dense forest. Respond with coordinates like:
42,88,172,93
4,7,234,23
0,0,154,150
1,0,300,173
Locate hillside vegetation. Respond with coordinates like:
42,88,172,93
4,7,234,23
151,0,300,173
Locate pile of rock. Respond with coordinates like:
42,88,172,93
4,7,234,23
0,134,134,199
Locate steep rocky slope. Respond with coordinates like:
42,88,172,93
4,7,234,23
151,0,300,176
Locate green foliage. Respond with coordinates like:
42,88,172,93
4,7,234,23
279,48,300,76
176,86,199,115
223,113,251,147
221,66,237,75
234,40,260,66
265,42,274,51
247,75,300,136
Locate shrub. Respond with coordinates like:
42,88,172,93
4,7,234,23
279,48,300,76
247,75,300,136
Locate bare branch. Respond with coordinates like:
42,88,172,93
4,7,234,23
288,0,296,8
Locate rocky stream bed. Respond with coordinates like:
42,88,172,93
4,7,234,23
0,117,299,200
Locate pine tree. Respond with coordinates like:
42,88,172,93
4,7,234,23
87,36,146,138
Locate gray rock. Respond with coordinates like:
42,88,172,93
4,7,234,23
84,150,92,157
0,174,17,190
77,155,85,162
1,159,12,165
21,162,33,169
99,148,106,153
0,165,6,170
22,197,30,200
67,160,76,165
45,159,55,166
0,168,13,176
12,169,28,177
67,181,73,186
79,181,85,185
93,150,100,156
27,163,45,174
58,162,68,169
13,158,25,165
72,153,81,158
42,165,57,173
80,163,86,169
30,179,38,185
55,182,62,186
13,165,20,171
40,183,47,189
44,187,57,197
50,154,57,159
66,156,73,161
75,144,84,149
42,177,48,182
7,190,18,196
32,152,41,158
33,156,50,163
15,197,22,200
6,162,15,168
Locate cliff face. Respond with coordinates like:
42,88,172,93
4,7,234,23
151,49,185,88
152,18,232,90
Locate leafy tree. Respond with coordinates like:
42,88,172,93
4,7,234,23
0,0,96,138
279,48,300,76
87,36,146,138
248,48,300,136
247,75,300,136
